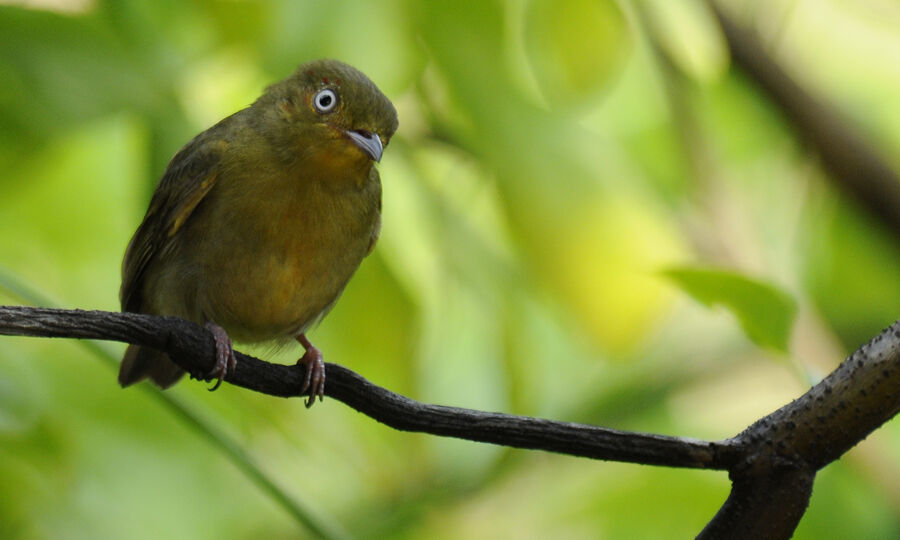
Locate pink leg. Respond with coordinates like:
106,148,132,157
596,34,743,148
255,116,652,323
296,333,325,407
205,321,236,391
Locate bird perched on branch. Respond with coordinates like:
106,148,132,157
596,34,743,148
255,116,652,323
118,59,398,406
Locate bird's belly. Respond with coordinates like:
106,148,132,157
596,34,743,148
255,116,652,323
200,231,366,343
147,163,380,344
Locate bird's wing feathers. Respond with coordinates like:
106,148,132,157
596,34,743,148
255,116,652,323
365,170,382,256
120,136,226,313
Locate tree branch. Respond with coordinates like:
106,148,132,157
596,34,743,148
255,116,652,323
0,305,732,469
2,304,899,539
701,321,900,537
698,465,815,540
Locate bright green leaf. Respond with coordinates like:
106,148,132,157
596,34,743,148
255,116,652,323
665,267,797,353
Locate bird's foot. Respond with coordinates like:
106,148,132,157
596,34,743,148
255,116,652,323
205,321,236,391
296,334,325,408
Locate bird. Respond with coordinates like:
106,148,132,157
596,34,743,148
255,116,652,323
117,59,398,406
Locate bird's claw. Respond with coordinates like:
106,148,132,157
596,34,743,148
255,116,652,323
205,321,236,391
297,335,325,407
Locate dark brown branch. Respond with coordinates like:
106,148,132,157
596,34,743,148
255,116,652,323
704,321,900,537
710,1,900,235
698,466,815,540
0,305,732,469
2,304,900,540
735,326,900,468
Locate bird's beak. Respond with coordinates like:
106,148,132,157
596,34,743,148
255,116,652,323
346,130,384,162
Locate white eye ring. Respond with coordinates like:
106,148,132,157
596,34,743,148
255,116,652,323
313,88,337,113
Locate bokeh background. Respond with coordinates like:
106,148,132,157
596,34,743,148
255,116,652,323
1,0,899,538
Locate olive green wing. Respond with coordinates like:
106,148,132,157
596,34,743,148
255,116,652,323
120,134,227,313
365,168,382,256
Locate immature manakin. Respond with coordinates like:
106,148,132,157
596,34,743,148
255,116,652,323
118,59,398,406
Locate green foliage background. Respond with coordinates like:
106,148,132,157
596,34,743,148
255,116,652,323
1,0,899,538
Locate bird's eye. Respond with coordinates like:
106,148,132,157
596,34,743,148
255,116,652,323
313,89,338,113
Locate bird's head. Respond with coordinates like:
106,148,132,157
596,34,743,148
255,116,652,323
261,59,398,169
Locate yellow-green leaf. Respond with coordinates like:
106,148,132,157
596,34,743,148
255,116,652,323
665,267,797,353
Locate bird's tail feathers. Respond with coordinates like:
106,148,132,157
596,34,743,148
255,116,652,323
118,344,185,389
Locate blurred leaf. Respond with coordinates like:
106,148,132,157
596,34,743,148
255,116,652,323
545,193,687,354
665,266,797,352
0,6,172,143
641,0,728,83
261,0,424,96
524,0,630,107
197,0,270,46
805,197,900,349
417,1,686,355
795,458,900,539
